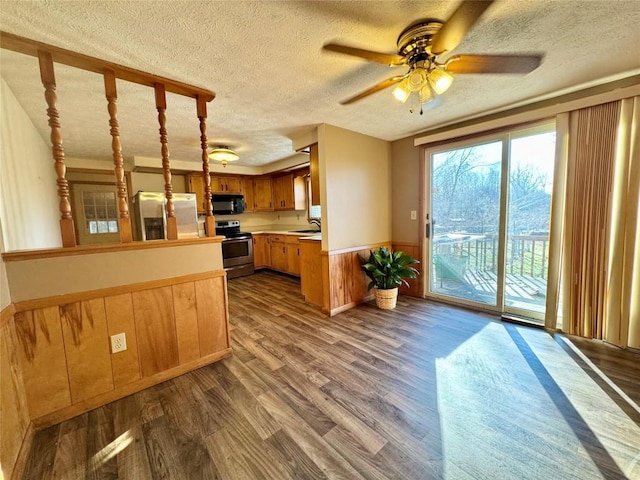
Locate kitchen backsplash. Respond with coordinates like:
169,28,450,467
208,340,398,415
204,210,311,228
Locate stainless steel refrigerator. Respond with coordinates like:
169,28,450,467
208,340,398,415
132,192,199,241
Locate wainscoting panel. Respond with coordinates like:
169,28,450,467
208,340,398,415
133,286,180,377
392,242,423,298
60,299,114,403
7,271,230,429
1,308,32,480
324,243,388,315
105,293,141,387
14,307,72,418
172,282,201,364
195,276,229,355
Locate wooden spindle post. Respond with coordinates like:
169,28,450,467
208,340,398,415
154,83,177,240
104,69,133,243
38,50,76,247
197,95,216,237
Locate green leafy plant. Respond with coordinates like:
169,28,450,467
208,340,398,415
362,246,419,291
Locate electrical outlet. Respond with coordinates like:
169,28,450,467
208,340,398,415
410,210,417,220
111,333,127,353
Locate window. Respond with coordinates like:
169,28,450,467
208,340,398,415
82,191,119,234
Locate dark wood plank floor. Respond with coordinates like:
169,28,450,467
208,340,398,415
22,271,640,479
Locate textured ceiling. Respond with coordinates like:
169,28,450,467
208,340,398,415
1,1,639,167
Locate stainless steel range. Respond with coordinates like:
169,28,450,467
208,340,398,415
215,220,254,279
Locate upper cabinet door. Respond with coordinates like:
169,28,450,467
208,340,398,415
211,176,242,194
187,173,206,214
242,177,256,212
309,143,320,205
225,177,242,194
210,176,225,193
254,177,274,211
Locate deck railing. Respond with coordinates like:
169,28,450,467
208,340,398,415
434,234,549,280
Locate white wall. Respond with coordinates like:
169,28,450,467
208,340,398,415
0,78,62,252
319,124,391,251
130,171,186,194
0,220,11,309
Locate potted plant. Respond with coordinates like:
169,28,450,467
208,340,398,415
362,246,419,310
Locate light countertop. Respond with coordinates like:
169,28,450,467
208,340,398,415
248,225,321,237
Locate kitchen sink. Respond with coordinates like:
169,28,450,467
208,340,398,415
289,229,321,234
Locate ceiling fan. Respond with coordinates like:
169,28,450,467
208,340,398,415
323,0,542,114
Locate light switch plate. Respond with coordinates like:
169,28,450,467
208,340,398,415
410,210,417,220
111,333,127,353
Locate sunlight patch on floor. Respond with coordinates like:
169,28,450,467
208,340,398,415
434,322,630,479
90,430,133,468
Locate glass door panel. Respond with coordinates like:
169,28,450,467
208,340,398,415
429,140,503,306
504,131,557,320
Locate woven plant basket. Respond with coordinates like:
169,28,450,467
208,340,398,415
374,288,398,310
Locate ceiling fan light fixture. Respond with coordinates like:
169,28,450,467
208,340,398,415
419,83,435,104
428,68,454,95
392,79,411,103
208,146,239,167
407,67,428,92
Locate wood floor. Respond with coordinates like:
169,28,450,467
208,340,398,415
21,271,640,479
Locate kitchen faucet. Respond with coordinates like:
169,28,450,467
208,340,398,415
309,218,321,231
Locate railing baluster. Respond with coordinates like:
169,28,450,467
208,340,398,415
104,69,132,243
197,95,215,237
38,51,76,247
154,83,177,240
530,240,536,277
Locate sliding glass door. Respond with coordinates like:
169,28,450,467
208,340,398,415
504,129,556,318
429,140,503,306
425,123,556,323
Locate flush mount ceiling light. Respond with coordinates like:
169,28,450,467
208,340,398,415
208,146,239,167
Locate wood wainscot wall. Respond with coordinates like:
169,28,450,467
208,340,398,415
301,239,391,316
392,242,423,298
1,238,231,479
301,241,421,315
1,303,32,480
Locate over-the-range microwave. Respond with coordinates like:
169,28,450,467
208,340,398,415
211,194,245,215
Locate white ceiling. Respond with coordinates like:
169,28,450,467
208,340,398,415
1,1,639,168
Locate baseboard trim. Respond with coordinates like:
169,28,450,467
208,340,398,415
328,294,374,316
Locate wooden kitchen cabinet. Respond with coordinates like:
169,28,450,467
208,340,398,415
242,177,255,212
309,143,320,206
273,172,306,211
286,236,301,276
253,177,273,211
272,173,294,210
253,234,271,268
300,238,323,307
211,175,241,194
187,173,206,213
269,235,288,272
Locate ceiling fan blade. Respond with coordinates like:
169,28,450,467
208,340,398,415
323,43,407,67
431,0,494,55
445,54,543,74
340,76,405,105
